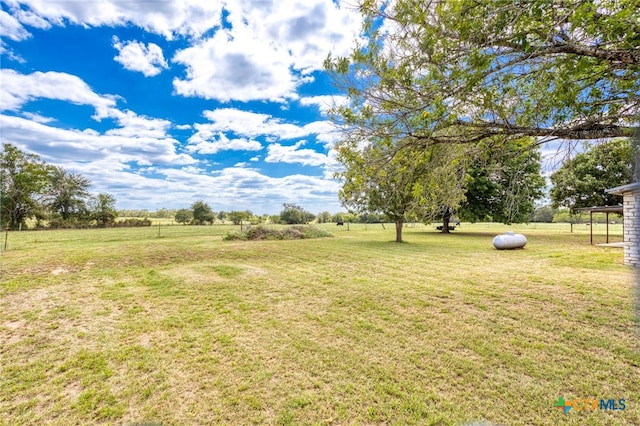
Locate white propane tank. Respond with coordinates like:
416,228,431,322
492,231,527,250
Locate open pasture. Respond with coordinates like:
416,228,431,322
1,223,637,425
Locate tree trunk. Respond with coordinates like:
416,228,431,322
441,211,451,234
395,220,403,242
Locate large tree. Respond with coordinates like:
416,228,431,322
550,138,634,210
459,138,546,223
325,0,639,152
47,166,92,224
0,144,53,230
337,137,468,242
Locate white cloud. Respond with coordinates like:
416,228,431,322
0,114,195,169
113,38,168,77
266,140,330,166
172,26,302,102
539,139,586,174
0,44,25,63
9,5,51,30
22,111,54,123
181,165,206,174
106,110,172,138
300,95,348,114
228,0,362,73
315,131,343,148
0,69,117,119
5,0,362,103
0,8,31,41
0,69,175,140
5,0,224,39
198,108,335,140
200,108,300,138
172,0,362,102
186,131,262,155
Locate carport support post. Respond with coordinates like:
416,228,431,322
606,212,609,244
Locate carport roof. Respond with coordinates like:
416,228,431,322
575,205,623,214
605,182,640,196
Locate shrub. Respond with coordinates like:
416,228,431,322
223,231,247,241
245,226,283,240
114,218,152,227
290,225,333,238
223,225,332,241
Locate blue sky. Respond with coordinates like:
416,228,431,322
1,0,363,214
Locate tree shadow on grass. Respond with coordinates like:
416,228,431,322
419,230,499,238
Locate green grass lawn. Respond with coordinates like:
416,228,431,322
1,223,637,425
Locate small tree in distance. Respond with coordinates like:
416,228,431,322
317,211,332,223
91,193,117,227
532,206,557,223
191,200,214,225
228,210,252,228
279,203,315,224
175,208,193,225
47,166,92,225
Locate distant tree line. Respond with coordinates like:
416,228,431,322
171,202,391,227
174,203,317,226
174,202,259,226
118,208,176,219
530,206,621,224
1,144,118,230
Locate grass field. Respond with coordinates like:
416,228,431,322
1,223,638,425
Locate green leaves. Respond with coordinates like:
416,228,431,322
335,133,471,242
1,143,54,229
550,139,635,210
325,0,639,146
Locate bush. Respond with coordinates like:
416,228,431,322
223,225,332,241
223,231,247,241
114,218,152,227
290,225,333,238
246,226,283,240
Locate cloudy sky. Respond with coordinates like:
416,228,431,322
1,0,363,214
